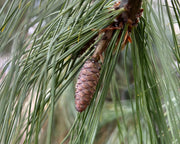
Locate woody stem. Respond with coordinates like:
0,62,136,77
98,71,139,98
120,0,142,20
91,30,113,62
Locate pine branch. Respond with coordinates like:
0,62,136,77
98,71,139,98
0,0,180,144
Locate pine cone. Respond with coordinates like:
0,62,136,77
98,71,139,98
75,58,101,112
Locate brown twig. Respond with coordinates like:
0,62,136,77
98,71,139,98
91,30,113,62
126,0,142,20
91,0,143,62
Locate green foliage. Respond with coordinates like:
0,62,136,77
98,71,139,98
0,0,179,144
